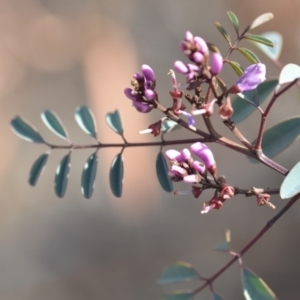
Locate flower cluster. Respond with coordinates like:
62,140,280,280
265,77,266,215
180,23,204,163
174,31,223,83
165,142,215,184
124,64,156,113
165,142,236,214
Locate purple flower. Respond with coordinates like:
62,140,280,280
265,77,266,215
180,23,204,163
124,64,157,113
233,63,266,92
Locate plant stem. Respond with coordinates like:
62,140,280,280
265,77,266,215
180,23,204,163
255,79,299,150
193,192,300,296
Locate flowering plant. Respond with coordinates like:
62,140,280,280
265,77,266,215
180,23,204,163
10,11,300,299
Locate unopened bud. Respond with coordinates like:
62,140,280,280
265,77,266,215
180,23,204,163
210,52,223,76
190,142,216,175
174,61,189,74
194,36,208,56
141,64,156,82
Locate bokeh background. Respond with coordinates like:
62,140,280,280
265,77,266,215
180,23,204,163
1,0,300,299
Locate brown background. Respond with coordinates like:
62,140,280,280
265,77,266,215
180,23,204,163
0,0,300,299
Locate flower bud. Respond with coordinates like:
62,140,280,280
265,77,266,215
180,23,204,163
141,64,156,82
185,31,193,42
133,72,143,81
183,174,201,183
165,149,182,161
171,165,188,177
210,52,223,76
181,148,191,161
192,161,206,175
144,89,155,101
194,36,208,56
174,61,189,74
190,142,216,175
192,52,204,64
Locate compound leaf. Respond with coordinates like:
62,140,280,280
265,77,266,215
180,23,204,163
109,153,124,197
158,261,199,285
81,152,98,199
242,267,277,300
41,110,69,140
75,106,97,139
29,153,49,186
106,110,123,135
156,152,173,193
55,153,71,198
11,116,44,143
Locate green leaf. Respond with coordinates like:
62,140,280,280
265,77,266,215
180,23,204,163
81,152,98,199
242,267,277,300
41,110,69,140
156,152,173,193
55,153,71,198
161,290,194,300
227,11,239,34
158,261,199,285
29,153,49,186
254,32,282,60
244,34,274,48
212,293,225,300
237,48,260,64
228,61,244,76
105,110,123,135
109,153,124,198
279,63,300,85
232,79,278,124
251,116,300,160
212,229,231,252
280,160,300,199
11,116,44,143
161,120,180,134
237,89,259,107
249,13,274,30
75,106,97,139
215,22,231,44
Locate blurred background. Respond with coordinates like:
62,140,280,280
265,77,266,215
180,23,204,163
1,0,300,299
